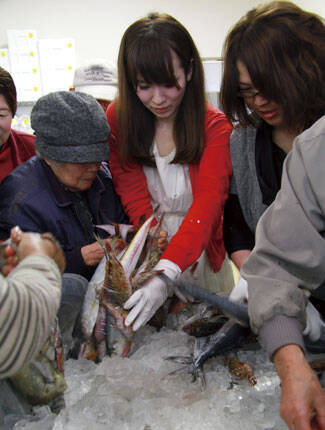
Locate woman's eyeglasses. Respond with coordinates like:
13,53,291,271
237,89,261,99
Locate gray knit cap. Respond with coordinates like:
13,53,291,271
31,91,110,163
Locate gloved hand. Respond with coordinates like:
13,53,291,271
303,300,325,342
124,259,180,331
229,275,248,303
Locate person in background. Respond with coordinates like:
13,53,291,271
220,1,324,272
107,12,234,331
72,59,118,112
0,91,128,281
0,67,35,183
241,116,325,430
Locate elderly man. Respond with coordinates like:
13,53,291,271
0,90,128,281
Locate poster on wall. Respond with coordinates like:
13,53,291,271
7,29,42,102
0,49,10,72
38,38,75,95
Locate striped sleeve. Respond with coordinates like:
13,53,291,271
0,255,62,378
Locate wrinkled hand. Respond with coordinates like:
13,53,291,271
303,301,325,342
124,276,170,331
81,240,108,266
229,275,248,303
274,344,325,430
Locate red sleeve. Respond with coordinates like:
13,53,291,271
162,106,233,271
106,103,153,226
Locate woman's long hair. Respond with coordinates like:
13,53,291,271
116,13,206,166
220,1,325,132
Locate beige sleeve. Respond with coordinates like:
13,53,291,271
0,255,62,378
242,116,325,336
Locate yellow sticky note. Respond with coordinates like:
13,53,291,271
24,119,29,125
68,65,72,70
1,52,6,57
29,33,34,38
67,43,72,48
32,68,37,73
30,52,34,57
33,86,38,92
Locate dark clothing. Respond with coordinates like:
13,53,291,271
0,156,128,280
223,194,255,254
223,122,286,255
0,129,36,183
255,122,286,206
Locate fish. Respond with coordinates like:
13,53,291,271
81,224,132,340
161,277,254,388
180,305,228,337
158,273,250,326
81,256,108,339
81,213,161,359
165,319,252,389
132,214,164,278
95,223,135,242
100,213,156,357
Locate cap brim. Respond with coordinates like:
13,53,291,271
75,85,117,102
36,138,110,163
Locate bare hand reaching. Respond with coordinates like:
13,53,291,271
274,344,325,430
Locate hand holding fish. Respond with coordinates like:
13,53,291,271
124,258,180,331
124,276,170,331
155,229,168,251
81,240,110,266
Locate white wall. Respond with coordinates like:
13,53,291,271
0,0,324,67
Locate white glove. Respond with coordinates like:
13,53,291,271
303,300,325,342
124,259,180,331
229,275,248,303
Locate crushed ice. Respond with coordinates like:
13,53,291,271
13,321,325,430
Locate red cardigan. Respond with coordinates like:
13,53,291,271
106,103,232,273
0,129,36,183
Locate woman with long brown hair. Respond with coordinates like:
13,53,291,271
106,12,234,331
